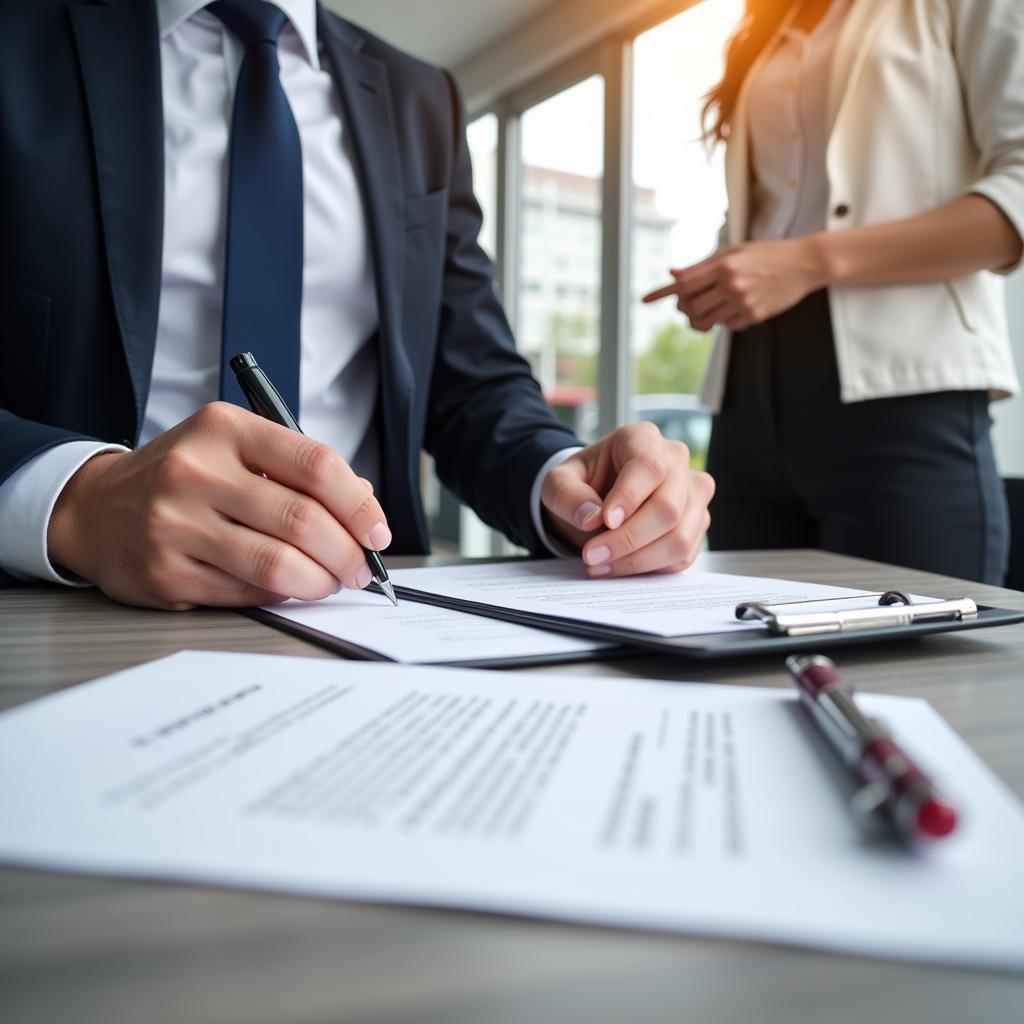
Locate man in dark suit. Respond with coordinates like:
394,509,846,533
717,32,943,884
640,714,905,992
0,0,713,609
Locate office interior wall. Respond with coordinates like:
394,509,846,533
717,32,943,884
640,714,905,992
455,0,698,113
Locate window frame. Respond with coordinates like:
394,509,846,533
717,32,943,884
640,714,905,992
466,1,707,439
456,1,713,555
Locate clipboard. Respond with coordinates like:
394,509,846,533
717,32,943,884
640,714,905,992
239,606,628,669
385,584,1024,661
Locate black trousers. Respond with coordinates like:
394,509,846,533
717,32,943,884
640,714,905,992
706,291,1010,585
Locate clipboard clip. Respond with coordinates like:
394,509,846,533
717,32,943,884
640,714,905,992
735,590,979,636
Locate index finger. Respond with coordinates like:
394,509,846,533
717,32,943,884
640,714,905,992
642,281,681,304
599,425,675,530
231,408,392,551
672,259,722,299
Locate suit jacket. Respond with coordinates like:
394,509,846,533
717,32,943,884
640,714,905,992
702,0,1024,412
0,0,578,582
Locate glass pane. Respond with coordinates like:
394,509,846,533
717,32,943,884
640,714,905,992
517,75,605,438
466,113,499,261
630,0,744,468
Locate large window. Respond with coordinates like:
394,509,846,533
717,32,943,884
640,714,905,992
517,75,605,437
628,0,744,469
466,113,499,261
438,1,751,553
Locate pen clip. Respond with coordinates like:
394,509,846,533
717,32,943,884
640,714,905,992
850,780,891,835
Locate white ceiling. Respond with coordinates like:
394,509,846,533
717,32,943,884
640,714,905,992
324,0,561,68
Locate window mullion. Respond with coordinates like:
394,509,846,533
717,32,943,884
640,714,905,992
597,37,633,439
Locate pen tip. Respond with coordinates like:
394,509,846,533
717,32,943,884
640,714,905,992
380,579,398,606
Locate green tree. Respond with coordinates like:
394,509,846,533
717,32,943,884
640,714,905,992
635,322,714,395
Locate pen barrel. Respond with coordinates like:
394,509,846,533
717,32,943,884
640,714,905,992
230,353,302,432
800,686,884,767
788,654,842,698
365,548,389,583
857,736,946,838
788,655,957,840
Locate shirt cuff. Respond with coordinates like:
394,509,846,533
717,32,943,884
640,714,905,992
529,446,585,558
0,441,129,585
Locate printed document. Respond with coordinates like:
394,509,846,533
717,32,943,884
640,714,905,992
1,651,1021,968
268,588,612,663
390,561,901,637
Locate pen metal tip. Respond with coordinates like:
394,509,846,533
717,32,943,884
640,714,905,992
379,579,398,606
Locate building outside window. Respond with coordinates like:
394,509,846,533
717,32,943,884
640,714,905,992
516,75,604,433
441,3,746,551
628,0,744,467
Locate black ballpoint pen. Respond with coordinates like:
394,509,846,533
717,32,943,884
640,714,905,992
230,352,398,606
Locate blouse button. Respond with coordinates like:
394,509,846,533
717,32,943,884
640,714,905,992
833,203,850,217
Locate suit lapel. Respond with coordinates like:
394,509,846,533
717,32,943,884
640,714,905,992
318,9,416,454
68,0,164,440
826,0,900,137
727,0,901,245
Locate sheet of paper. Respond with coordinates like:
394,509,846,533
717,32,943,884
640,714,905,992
390,560,915,637
266,589,612,663
2,651,1022,969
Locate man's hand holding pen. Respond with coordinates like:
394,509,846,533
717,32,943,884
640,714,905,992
47,402,392,610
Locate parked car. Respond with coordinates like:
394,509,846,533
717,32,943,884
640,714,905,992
576,393,712,463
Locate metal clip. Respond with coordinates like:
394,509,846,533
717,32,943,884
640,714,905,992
735,592,977,636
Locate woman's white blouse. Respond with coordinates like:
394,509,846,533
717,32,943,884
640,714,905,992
747,0,849,241
702,0,1024,413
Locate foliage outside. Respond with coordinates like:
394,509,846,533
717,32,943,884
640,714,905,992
634,322,715,396
530,315,715,397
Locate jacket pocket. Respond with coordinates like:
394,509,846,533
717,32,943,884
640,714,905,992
404,187,448,233
944,279,978,333
0,282,51,417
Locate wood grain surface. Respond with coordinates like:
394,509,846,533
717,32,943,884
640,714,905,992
2,550,1023,1024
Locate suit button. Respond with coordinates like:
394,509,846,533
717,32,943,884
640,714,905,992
833,203,850,217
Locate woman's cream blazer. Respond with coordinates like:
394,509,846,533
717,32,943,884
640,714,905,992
700,0,1024,411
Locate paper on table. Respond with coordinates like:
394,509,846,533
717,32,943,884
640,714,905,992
2,651,1022,969
390,561,910,637
266,588,613,663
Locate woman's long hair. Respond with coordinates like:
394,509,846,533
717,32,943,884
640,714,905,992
702,1,798,143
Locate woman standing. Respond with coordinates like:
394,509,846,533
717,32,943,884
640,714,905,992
644,0,1023,583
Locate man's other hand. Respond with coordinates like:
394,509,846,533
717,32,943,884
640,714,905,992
47,403,393,610
540,422,714,578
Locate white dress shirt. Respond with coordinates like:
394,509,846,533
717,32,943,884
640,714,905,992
0,0,573,583
151,0,379,464
747,0,849,241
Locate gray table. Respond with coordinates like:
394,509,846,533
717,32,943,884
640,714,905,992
2,550,1023,1024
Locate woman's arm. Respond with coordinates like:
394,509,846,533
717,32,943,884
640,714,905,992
642,195,1023,332
646,0,1024,333
814,194,1022,286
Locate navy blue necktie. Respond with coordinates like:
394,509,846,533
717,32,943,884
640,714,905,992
209,0,303,414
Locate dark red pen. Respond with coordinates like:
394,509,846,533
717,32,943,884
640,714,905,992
785,654,958,843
